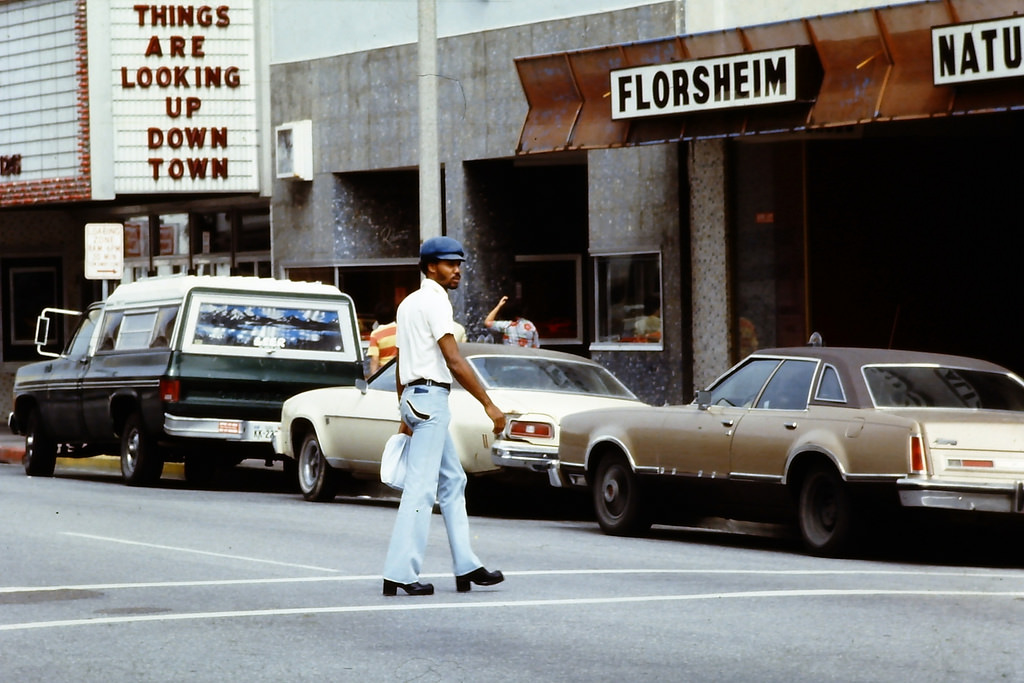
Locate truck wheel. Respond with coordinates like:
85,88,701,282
798,465,854,556
593,455,651,536
23,410,57,477
120,412,164,487
298,430,337,502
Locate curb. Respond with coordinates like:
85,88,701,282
0,444,24,465
0,445,185,478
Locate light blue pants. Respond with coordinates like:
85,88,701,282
382,385,482,584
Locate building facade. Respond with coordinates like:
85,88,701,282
269,0,1024,405
4,0,1024,415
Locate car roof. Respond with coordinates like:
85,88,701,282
103,275,347,308
752,346,1012,374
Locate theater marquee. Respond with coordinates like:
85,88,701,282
111,1,258,193
611,48,800,120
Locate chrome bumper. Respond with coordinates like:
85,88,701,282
491,441,564,486
897,478,1024,514
163,414,280,443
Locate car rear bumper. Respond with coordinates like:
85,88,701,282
897,478,1024,514
491,441,564,485
164,414,280,443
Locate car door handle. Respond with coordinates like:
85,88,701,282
720,419,734,427
784,422,798,430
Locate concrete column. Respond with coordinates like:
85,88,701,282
418,0,441,242
688,138,732,389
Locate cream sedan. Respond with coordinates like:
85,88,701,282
556,344,1024,556
275,343,641,502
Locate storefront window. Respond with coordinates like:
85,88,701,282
158,213,189,256
119,208,271,284
238,212,271,252
193,212,232,254
124,216,149,259
592,252,662,349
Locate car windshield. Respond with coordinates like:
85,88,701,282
864,365,1024,411
469,355,635,399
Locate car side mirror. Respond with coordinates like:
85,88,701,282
356,378,368,395
695,389,712,410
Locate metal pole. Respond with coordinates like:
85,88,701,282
418,0,441,242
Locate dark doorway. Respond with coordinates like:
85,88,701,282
805,115,1024,374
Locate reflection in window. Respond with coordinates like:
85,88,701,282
469,356,635,399
97,311,124,352
816,365,846,403
708,358,780,408
864,366,1024,411
159,213,189,256
116,311,158,350
756,359,816,410
594,252,662,347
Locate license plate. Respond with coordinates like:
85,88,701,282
248,423,279,442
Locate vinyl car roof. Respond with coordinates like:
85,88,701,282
753,346,1011,374
747,346,1015,409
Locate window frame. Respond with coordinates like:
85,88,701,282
590,250,663,352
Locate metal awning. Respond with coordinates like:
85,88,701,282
515,0,1024,154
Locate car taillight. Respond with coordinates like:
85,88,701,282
159,378,180,403
508,420,554,439
910,434,926,473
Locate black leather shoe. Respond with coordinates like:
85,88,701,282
383,580,435,596
456,567,504,592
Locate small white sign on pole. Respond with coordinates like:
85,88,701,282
85,223,124,280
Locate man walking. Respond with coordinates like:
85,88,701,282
382,236,506,596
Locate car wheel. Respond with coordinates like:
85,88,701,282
298,430,338,502
593,455,651,536
23,410,57,477
798,466,854,556
120,412,164,487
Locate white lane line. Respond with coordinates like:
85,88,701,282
3,566,1022,595
3,588,1023,633
61,532,340,573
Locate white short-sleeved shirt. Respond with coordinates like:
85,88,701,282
396,278,456,384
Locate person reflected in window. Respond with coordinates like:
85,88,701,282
484,296,540,348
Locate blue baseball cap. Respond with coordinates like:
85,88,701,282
419,236,465,262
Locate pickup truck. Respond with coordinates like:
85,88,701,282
8,275,363,486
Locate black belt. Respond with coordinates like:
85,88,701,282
407,378,451,391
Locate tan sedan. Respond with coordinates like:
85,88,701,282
275,343,642,502
555,345,1024,555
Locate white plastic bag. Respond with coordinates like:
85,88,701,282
380,433,409,490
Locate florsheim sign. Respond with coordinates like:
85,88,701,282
610,47,801,120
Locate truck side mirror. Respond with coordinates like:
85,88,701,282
33,307,81,358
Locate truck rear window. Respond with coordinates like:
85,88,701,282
192,303,345,352
180,292,360,362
